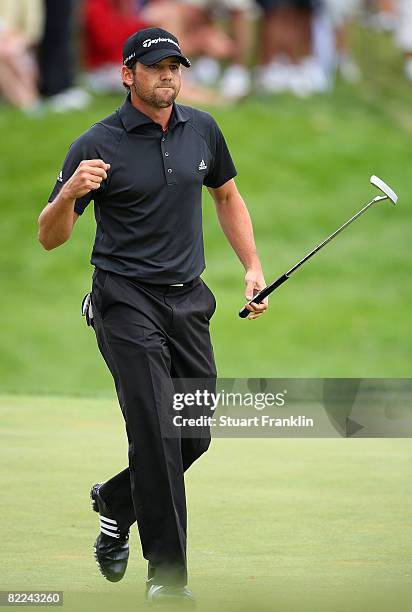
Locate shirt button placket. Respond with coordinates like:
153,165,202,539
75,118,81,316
161,133,175,184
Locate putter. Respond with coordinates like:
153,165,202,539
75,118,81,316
239,175,398,318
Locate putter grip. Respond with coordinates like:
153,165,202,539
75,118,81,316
238,273,289,318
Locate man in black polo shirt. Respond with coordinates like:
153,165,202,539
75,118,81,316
38,27,268,605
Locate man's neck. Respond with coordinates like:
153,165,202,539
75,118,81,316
130,92,173,132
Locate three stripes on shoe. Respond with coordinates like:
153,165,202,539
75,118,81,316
100,515,121,538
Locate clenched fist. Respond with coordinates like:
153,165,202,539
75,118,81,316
62,160,110,199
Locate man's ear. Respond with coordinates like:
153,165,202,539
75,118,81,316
121,65,134,88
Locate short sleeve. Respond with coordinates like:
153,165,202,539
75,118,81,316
203,118,237,189
48,135,97,215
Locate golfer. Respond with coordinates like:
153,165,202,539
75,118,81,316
38,27,268,605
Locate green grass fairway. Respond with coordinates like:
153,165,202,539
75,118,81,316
1,395,411,611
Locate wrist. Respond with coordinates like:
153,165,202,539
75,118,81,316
244,258,262,274
60,182,77,203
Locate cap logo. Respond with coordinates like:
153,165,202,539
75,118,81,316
124,52,136,64
142,37,180,50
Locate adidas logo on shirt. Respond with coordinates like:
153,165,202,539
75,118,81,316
57,171,63,183
198,159,207,171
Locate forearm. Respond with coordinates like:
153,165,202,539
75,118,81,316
215,192,262,271
38,189,76,250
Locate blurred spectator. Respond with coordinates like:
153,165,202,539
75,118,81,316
254,1,328,96
39,0,90,112
396,0,412,80
365,0,398,31
84,0,148,93
0,0,43,113
318,0,362,83
178,0,254,99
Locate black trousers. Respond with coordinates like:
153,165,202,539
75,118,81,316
39,0,74,97
91,268,217,586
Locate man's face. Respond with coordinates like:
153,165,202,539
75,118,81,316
125,57,182,108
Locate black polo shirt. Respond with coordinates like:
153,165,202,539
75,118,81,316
48,94,237,284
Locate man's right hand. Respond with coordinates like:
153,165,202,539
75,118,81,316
62,160,110,199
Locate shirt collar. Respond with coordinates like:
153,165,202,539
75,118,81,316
119,94,189,132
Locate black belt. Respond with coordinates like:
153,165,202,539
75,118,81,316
93,268,198,290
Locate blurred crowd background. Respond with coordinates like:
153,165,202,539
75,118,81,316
0,0,411,111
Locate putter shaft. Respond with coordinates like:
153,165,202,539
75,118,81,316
239,194,388,318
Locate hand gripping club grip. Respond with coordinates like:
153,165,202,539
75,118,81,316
238,273,289,318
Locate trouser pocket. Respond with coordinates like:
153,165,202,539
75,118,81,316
91,268,109,317
201,278,216,319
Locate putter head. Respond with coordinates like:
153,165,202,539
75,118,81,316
370,175,398,204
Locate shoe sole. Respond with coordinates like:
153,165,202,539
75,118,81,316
93,544,109,581
91,484,107,580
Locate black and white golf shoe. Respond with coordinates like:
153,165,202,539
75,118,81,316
145,578,196,608
90,482,130,582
